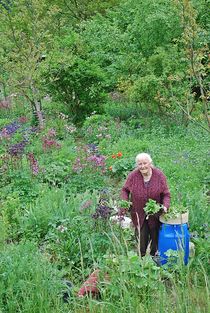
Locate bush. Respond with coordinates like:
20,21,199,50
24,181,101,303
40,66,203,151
81,114,129,144
103,101,142,121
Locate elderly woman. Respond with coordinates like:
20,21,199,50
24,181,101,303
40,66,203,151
121,153,170,257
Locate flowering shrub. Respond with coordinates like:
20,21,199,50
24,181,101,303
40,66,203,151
72,144,106,174
42,128,61,151
8,140,28,157
81,114,129,143
92,198,112,220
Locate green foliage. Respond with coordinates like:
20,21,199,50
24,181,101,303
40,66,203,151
81,114,129,143
0,242,64,313
163,204,188,219
144,199,162,217
103,101,142,121
0,0,210,311
43,34,107,123
0,0,62,126
18,188,79,242
110,157,135,178
100,253,163,305
118,199,132,209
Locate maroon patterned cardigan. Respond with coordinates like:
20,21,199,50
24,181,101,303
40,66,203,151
121,167,170,229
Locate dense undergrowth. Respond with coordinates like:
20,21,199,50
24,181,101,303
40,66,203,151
0,102,209,313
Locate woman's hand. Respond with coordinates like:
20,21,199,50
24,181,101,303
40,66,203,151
162,206,168,213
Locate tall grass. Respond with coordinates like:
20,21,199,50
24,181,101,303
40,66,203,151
0,242,64,313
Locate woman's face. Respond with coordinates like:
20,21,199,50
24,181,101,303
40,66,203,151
137,157,152,176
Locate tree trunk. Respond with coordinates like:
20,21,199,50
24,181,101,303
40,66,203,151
32,99,44,129
198,74,210,129
31,85,44,129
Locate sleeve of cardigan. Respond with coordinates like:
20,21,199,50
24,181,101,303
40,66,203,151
160,174,170,208
121,174,132,201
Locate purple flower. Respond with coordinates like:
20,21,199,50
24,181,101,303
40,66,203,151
1,121,21,136
92,200,112,220
8,140,28,157
47,128,56,137
27,152,39,175
87,154,106,167
0,128,10,139
87,144,98,152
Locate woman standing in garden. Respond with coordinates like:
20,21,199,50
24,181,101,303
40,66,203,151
121,153,170,257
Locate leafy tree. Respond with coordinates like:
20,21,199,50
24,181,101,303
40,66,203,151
176,0,210,128
0,0,62,127
42,33,106,123
52,0,120,22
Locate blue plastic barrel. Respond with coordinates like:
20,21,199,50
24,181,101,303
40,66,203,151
158,223,190,265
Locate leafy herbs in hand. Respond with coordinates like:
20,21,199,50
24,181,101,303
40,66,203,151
118,200,132,210
144,199,162,220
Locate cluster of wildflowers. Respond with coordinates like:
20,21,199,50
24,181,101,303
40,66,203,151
0,120,39,173
0,128,10,140
1,121,21,136
20,126,38,140
111,152,123,159
42,128,61,151
87,154,106,170
72,157,84,173
92,199,112,220
59,112,69,120
87,143,98,153
8,139,28,157
27,152,39,175
57,225,68,233
109,151,123,171
95,126,111,139
65,124,77,134
72,144,106,173
85,125,111,141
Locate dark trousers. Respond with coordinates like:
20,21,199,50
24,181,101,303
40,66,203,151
135,220,159,257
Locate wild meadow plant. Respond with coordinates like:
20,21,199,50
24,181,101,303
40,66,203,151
69,239,209,313
42,128,61,151
0,242,65,313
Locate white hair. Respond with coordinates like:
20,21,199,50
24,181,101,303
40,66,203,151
135,153,153,167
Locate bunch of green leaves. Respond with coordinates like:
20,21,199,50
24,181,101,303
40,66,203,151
110,157,135,178
118,199,132,209
163,204,188,220
99,252,163,304
144,199,162,217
